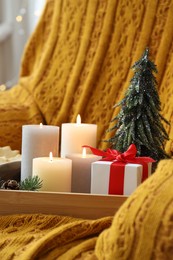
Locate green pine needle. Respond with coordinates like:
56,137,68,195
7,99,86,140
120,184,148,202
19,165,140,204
20,176,43,191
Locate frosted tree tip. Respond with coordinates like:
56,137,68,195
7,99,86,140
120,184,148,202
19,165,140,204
143,47,149,60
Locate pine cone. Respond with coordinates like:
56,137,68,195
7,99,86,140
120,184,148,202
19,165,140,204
1,180,19,190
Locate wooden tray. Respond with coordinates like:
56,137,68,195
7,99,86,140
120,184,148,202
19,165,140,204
0,190,127,219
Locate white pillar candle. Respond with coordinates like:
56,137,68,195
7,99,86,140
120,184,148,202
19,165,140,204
61,115,97,158
21,124,59,180
66,148,101,193
32,153,72,192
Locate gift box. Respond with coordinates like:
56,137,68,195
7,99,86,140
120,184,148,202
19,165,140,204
83,144,154,196
91,161,152,196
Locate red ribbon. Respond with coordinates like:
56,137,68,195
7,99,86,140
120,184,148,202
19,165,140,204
83,144,155,164
109,162,125,195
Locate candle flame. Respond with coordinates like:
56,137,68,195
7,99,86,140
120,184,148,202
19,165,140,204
49,152,53,162
82,147,87,158
40,123,43,128
76,114,81,125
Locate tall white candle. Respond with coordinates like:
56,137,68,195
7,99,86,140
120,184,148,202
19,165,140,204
32,153,72,192
21,124,59,180
66,148,101,193
61,115,97,158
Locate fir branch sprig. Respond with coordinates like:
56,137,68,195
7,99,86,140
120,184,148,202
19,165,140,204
20,175,43,191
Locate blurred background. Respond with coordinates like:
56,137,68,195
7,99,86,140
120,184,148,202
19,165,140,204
0,0,46,90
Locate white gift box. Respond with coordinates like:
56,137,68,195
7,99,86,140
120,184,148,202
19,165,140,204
91,161,146,196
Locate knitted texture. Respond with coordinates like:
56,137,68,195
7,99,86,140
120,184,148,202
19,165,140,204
0,0,173,153
95,159,173,260
0,86,43,150
0,214,112,259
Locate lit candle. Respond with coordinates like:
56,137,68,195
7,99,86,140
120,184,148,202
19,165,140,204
21,124,60,180
61,115,97,158
32,153,72,192
66,148,101,193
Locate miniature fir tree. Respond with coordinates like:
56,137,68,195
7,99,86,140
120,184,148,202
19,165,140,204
106,48,170,161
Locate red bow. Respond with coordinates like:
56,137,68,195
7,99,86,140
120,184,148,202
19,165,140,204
83,144,155,164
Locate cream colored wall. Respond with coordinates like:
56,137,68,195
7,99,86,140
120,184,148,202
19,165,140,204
0,0,26,87
0,0,45,89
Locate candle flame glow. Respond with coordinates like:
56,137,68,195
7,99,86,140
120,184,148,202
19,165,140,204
40,123,43,128
49,152,53,162
76,114,81,124
82,147,87,158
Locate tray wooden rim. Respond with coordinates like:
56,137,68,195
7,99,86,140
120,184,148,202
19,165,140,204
0,190,127,219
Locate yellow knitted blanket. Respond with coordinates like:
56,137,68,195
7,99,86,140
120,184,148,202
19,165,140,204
0,0,173,154
0,159,173,259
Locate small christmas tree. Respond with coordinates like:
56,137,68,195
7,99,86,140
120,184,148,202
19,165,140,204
106,48,170,161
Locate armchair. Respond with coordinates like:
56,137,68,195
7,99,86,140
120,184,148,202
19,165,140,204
0,0,173,259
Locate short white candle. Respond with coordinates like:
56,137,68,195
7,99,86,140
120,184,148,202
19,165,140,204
21,124,59,180
66,148,101,193
32,152,72,192
61,115,97,158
